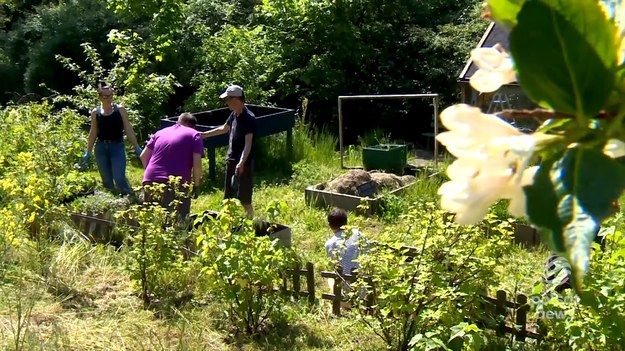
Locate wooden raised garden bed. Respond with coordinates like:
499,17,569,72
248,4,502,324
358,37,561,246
70,209,291,248
190,210,292,248
160,104,295,179
305,169,416,215
70,211,135,247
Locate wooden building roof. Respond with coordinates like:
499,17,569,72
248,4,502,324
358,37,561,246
458,21,515,84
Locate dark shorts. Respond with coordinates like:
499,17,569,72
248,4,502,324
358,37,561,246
143,181,192,220
224,160,253,205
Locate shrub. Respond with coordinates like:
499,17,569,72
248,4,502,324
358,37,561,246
186,24,282,112
0,102,97,240
0,207,33,274
377,192,408,224
195,199,296,335
535,224,625,350
117,194,193,310
349,203,513,351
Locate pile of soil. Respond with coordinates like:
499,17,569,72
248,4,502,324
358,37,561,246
322,170,371,195
322,170,415,196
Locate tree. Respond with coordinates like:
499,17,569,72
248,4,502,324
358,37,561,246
0,0,117,101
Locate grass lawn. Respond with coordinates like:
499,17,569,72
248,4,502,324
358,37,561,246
0,129,552,350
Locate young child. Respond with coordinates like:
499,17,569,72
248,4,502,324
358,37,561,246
325,207,363,276
324,208,366,310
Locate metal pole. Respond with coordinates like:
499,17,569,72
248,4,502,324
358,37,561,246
337,93,440,169
433,96,439,167
336,94,439,99
338,96,344,169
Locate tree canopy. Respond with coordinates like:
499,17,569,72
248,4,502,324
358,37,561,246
0,0,487,141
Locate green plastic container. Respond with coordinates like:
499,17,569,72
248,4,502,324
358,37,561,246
362,144,407,174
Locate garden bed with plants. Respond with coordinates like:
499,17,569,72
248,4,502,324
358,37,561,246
190,210,292,248
1,100,621,351
66,192,293,248
305,169,416,214
68,191,136,246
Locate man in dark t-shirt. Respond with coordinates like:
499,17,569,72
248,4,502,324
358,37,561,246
201,85,257,218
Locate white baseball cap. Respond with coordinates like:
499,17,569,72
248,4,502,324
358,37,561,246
219,85,244,99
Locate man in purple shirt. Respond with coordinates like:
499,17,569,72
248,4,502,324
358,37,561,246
140,112,204,220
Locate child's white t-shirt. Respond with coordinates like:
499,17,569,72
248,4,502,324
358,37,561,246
325,228,363,275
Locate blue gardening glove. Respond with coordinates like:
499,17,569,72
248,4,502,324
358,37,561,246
135,146,143,157
82,151,91,165
75,151,90,172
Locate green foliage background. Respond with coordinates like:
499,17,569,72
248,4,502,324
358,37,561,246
0,0,486,141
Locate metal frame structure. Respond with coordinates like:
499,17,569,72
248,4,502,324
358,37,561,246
338,93,440,169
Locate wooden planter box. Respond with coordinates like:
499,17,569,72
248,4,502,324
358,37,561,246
482,222,541,249
70,211,131,247
71,208,291,248
189,210,292,248
305,181,415,216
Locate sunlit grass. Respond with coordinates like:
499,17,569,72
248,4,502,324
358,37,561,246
0,122,555,350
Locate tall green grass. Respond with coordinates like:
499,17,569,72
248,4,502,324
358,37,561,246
0,118,553,351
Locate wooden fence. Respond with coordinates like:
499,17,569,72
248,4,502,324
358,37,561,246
313,239,542,341
318,270,540,341
71,212,541,341
481,290,541,341
279,261,316,304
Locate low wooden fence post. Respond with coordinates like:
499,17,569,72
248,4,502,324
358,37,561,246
516,294,529,342
332,273,342,316
279,262,315,304
364,276,374,314
496,290,507,337
321,271,344,316
280,271,288,294
293,261,301,300
306,262,315,304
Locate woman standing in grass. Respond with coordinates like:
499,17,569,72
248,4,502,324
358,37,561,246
80,80,142,195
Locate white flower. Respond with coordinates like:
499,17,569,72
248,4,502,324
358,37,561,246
436,104,537,225
439,164,538,225
469,45,516,93
604,138,625,158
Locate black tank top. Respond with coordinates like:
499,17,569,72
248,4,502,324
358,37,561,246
96,105,124,141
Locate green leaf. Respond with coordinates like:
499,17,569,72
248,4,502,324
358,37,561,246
605,65,625,111
535,118,576,135
558,148,625,222
524,157,565,251
527,147,625,290
557,194,598,290
510,0,618,118
487,0,525,30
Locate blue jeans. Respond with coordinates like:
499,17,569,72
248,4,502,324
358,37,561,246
94,141,132,194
